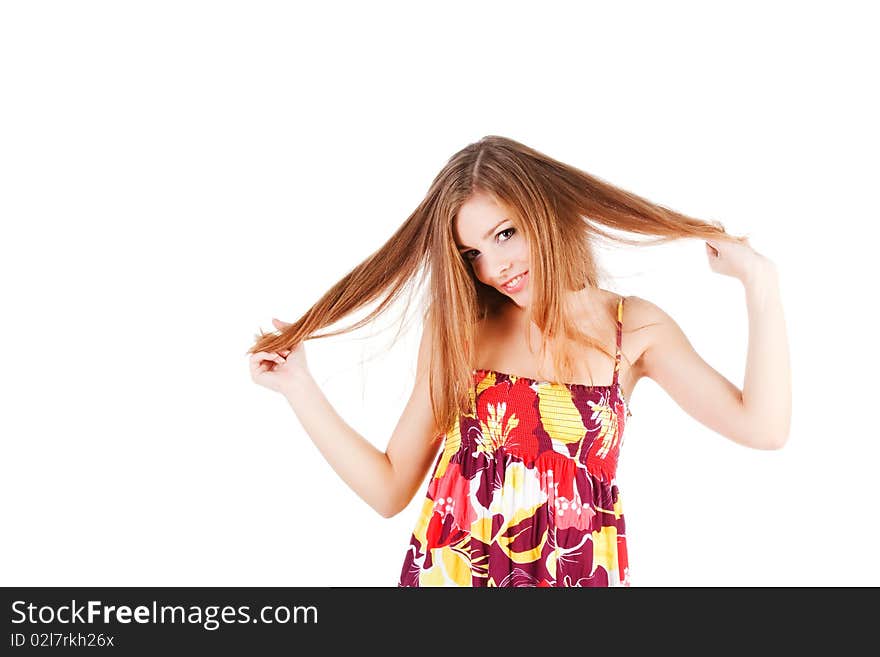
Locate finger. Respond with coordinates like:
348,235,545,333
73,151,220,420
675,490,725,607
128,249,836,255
252,351,285,364
272,318,293,328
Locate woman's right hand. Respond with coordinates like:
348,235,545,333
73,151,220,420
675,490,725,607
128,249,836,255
248,318,310,395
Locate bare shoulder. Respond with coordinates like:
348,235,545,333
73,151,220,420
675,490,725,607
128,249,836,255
616,294,675,379
618,294,692,378
590,288,662,329
620,294,668,329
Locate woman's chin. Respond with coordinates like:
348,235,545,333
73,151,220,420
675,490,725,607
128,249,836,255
509,293,530,309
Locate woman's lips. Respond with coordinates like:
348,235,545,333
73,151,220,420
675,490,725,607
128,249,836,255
501,271,528,293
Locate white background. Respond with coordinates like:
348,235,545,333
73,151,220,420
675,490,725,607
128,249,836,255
2,1,877,587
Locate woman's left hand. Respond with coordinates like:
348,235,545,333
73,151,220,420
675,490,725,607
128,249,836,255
705,236,775,284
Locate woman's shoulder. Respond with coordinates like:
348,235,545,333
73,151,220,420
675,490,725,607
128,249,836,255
599,290,677,374
617,292,696,375
617,293,677,331
588,287,661,327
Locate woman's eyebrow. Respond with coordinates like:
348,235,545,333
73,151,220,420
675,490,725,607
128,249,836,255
456,219,509,251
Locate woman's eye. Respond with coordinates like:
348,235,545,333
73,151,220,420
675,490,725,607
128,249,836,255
463,228,515,262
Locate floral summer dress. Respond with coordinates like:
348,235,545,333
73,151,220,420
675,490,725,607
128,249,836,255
397,296,632,587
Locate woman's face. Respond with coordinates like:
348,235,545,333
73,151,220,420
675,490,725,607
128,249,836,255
453,190,531,307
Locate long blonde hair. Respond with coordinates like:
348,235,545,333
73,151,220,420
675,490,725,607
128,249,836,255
247,135,745,441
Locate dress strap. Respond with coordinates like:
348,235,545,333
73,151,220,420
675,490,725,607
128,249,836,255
612,296,624,387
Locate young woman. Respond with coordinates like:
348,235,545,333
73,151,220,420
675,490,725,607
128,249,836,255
247,135,791,587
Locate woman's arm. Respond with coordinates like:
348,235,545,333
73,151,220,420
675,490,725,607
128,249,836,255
636,241,791,450
740,261,791,448
278,321,443,518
